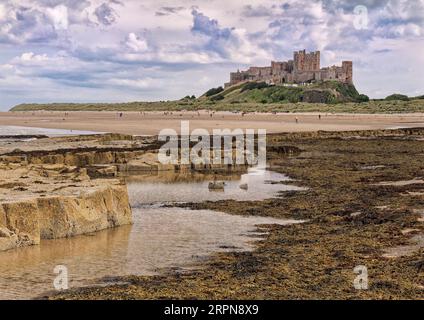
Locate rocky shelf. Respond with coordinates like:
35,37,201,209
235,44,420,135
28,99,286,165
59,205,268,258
0,132,254,252
0,133,155,251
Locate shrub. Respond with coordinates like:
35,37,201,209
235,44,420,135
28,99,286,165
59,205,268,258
385,94,409,101
357,94,370,103
210,94,224,101
302,90,336,104
205,87,224,97
241,82,270,92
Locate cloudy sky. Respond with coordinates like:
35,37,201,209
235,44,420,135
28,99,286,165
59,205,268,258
0,0,423,109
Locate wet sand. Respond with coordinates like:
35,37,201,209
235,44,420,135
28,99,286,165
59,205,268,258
1,111,424,135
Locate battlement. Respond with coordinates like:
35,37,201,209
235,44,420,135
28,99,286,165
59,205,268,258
294,50,320,72
225,50,353,88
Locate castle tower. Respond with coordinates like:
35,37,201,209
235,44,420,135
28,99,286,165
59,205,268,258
342,61,353,83
294,50,320,72
294,50,306,72
312,51,320,70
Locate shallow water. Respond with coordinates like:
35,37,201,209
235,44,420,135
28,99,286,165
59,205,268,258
0,125,101,137
374,179,424,186
127,167,305,204
0,169,303,299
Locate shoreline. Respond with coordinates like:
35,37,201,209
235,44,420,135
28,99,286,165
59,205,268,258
0,128,422,299
1,111,424,135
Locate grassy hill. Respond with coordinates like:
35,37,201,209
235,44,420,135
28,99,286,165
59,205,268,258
199,81,369,104
10,81,424,113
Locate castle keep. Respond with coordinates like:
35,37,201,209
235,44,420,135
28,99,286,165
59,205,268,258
225,50,353,88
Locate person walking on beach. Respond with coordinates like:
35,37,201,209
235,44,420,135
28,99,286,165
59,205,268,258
295,117,299,124
318,114,321,120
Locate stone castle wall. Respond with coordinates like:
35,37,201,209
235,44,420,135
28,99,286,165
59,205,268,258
226,50,353,88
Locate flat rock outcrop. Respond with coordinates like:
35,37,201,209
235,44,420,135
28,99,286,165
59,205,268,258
0,163,131,251
0,134,146,251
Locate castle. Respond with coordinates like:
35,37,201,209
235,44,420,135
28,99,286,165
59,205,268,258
225,50,353,88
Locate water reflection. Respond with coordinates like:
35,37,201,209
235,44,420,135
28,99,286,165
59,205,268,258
0,224,132,299
0,168,304,299
127,167,305,205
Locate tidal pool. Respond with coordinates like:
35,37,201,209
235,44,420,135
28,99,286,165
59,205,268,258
0,125,101,137
0,169,303,299
127,167,306,205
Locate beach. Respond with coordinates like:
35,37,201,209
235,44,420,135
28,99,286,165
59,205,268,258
1,111,424,135
0,117,423,299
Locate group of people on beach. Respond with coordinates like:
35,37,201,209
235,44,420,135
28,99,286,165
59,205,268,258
111,111,324,124
295,114,322,123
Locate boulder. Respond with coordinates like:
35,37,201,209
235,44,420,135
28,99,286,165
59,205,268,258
239,183,248,190
208,181,226,190
37,184,131,239
0,180,132,251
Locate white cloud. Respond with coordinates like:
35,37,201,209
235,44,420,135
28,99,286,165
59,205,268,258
0,0,424,108
17,52,49,63
0,4,6,21
226,28,271,63
125,33,148,52
108,77,162,89
46,5,69,30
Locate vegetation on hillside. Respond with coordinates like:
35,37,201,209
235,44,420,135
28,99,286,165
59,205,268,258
385,94,409,101
205,86,224,97
10,80,424,114
11,99,424,114
201,80,369,104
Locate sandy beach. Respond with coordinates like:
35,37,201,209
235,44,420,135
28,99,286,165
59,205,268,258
1,111,424,135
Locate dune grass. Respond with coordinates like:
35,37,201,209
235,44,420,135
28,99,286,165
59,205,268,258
10,98,424,114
